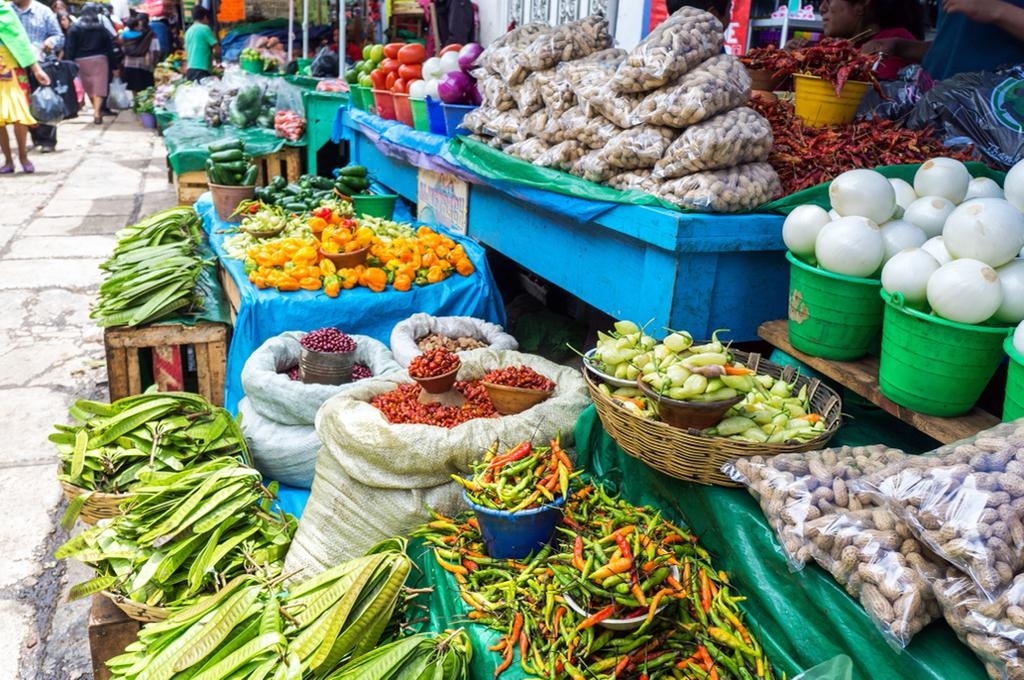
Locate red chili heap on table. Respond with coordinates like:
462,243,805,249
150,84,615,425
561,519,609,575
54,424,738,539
409,348,462,378
749,95,975,195
371,381,497,426
483,365,556,391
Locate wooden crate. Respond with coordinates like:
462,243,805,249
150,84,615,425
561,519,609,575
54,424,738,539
255,146,303,185
104,322,229,406
218,264,242,325
173,169,209,205
89,595,141,680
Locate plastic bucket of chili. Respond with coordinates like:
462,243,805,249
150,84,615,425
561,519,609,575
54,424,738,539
464,490,564,560
793,73,869,127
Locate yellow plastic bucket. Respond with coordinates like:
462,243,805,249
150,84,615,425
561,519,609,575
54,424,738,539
793,74,869,127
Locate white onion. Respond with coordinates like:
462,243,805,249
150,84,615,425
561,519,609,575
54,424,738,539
880,219,927,262
903,196,955,238
1006,160,1024,213
828,169,897,224
881,248,940,307
943,198,1024,267
439,51,462,73
783,205,831,259
889,178,917,217
965,177,1004,201
914,157,970,204
927,258,1003,324
828,209,840,221
422,57,444,81
921,236,953,266
1015,320,1024,355
994,260,1024,323
815,216,884,278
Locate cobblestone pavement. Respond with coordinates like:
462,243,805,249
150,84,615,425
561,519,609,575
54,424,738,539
0,111,176,679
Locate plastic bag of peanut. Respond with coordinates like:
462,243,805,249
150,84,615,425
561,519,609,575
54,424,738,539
515,70,549,115
634,55,752,129
504,138,551,163
518,15,611,72
724,445,946,648
653,107,774,179
476,22,549,75
658,162,781,212
934,573,1024,680
569,150,615,183
477,75,517,112
612,7,723,93
607,169,662,195
576,115,621,150
533,140,585,172
855,422,1024,600
603,125,677,171
537,72,577,116
460,106,495,136
524,109,551,140
482,110,526,144
574,67,644,128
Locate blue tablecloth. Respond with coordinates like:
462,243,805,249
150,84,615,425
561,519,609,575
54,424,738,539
195,194,506,413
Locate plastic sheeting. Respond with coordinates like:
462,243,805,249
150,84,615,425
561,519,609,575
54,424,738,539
195,194,506,414
163,118,305,174
761,162,1005,215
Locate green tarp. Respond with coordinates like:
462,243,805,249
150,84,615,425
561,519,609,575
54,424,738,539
408,402,987,680
445,136,681,211
162,118,304,175
761,162,1006,214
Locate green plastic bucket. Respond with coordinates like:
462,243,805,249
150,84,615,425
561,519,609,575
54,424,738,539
349,84,368,111
410,97,430,132
351,193,397,219
879,290,1012,417
786,251,884,361
1004,336,1024,421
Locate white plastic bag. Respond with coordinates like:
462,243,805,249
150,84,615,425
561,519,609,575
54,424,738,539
238,397,322,488
108,77,132,110
389,313,518,367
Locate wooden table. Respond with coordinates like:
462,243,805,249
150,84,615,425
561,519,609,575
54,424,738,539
758,319,999,444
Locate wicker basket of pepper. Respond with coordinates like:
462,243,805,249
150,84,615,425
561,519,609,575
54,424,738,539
584,350,842,486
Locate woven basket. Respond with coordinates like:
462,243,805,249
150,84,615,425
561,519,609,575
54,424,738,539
59,481,131,525
102,591,169,623
585,350,842,486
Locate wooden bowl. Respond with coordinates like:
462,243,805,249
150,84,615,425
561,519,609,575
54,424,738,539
482,381,553,415
637,378,743,430
412,366,460,394
319,246,369,269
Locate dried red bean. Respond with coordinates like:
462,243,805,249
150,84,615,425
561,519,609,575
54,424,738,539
300,328,357,353
482,365,556,391
408,348,461,378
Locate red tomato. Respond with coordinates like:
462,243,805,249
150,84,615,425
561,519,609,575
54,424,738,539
369,69,387,90
383,42,405,60
397,43,427,65
380,58,401,74
385,71,398,90
397,64,422,81
439,43,462,56
392,78,407,94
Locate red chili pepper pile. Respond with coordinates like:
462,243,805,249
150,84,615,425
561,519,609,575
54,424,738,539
409,348,461,378
740,44,796,76
483,365,556,391
371,380,496,426
453,438,577,511
788,38,879,95
749,94,975,194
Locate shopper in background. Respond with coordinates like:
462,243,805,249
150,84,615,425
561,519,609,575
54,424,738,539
120,13,156,93
0,0,50,173
183,5,217,81
12,0,61,152
862,0,1024,80
65,3,114,124
817,0,924,80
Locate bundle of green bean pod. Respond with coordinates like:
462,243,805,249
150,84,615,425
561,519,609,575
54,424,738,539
55,458,295,611
92,207,209,327
412,484,775,680
321,629,472,680
105,540,417,680
52,392,250,527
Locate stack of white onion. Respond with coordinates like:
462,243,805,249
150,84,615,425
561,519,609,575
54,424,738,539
783,157,1024,326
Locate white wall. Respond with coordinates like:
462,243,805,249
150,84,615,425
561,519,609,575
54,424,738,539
474,0,646,49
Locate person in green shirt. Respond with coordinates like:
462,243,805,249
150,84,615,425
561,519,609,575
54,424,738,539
184,5,218,81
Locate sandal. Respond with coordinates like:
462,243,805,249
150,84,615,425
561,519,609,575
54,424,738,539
0,164,13,174
93,117,103,125
21,161,34,174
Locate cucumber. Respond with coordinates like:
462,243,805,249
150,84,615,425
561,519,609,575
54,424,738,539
310,177,335,190
210,149,244,163
207,138,244,153
271,176,287,190
218,160,250,174
281,201,307,213
338,165,368,178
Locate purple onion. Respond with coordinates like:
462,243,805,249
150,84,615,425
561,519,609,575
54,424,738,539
300,328,358,353
438,71,473,104
458,42,483,72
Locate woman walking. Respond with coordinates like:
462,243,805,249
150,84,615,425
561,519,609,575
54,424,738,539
0,1,51,173
65,3,114,124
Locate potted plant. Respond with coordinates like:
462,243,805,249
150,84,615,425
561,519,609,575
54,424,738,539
133,87,156,129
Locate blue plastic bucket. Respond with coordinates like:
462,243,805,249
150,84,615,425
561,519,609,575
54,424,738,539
464,491,564,559
442,103,476,136
425,98,447,135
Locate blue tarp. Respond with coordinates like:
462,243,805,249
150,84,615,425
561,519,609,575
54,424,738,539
196,194,506,415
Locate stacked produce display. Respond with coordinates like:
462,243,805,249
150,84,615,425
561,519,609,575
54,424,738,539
460,11,781,212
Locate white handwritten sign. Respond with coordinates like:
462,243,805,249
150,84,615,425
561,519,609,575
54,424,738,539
417,169,469,234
